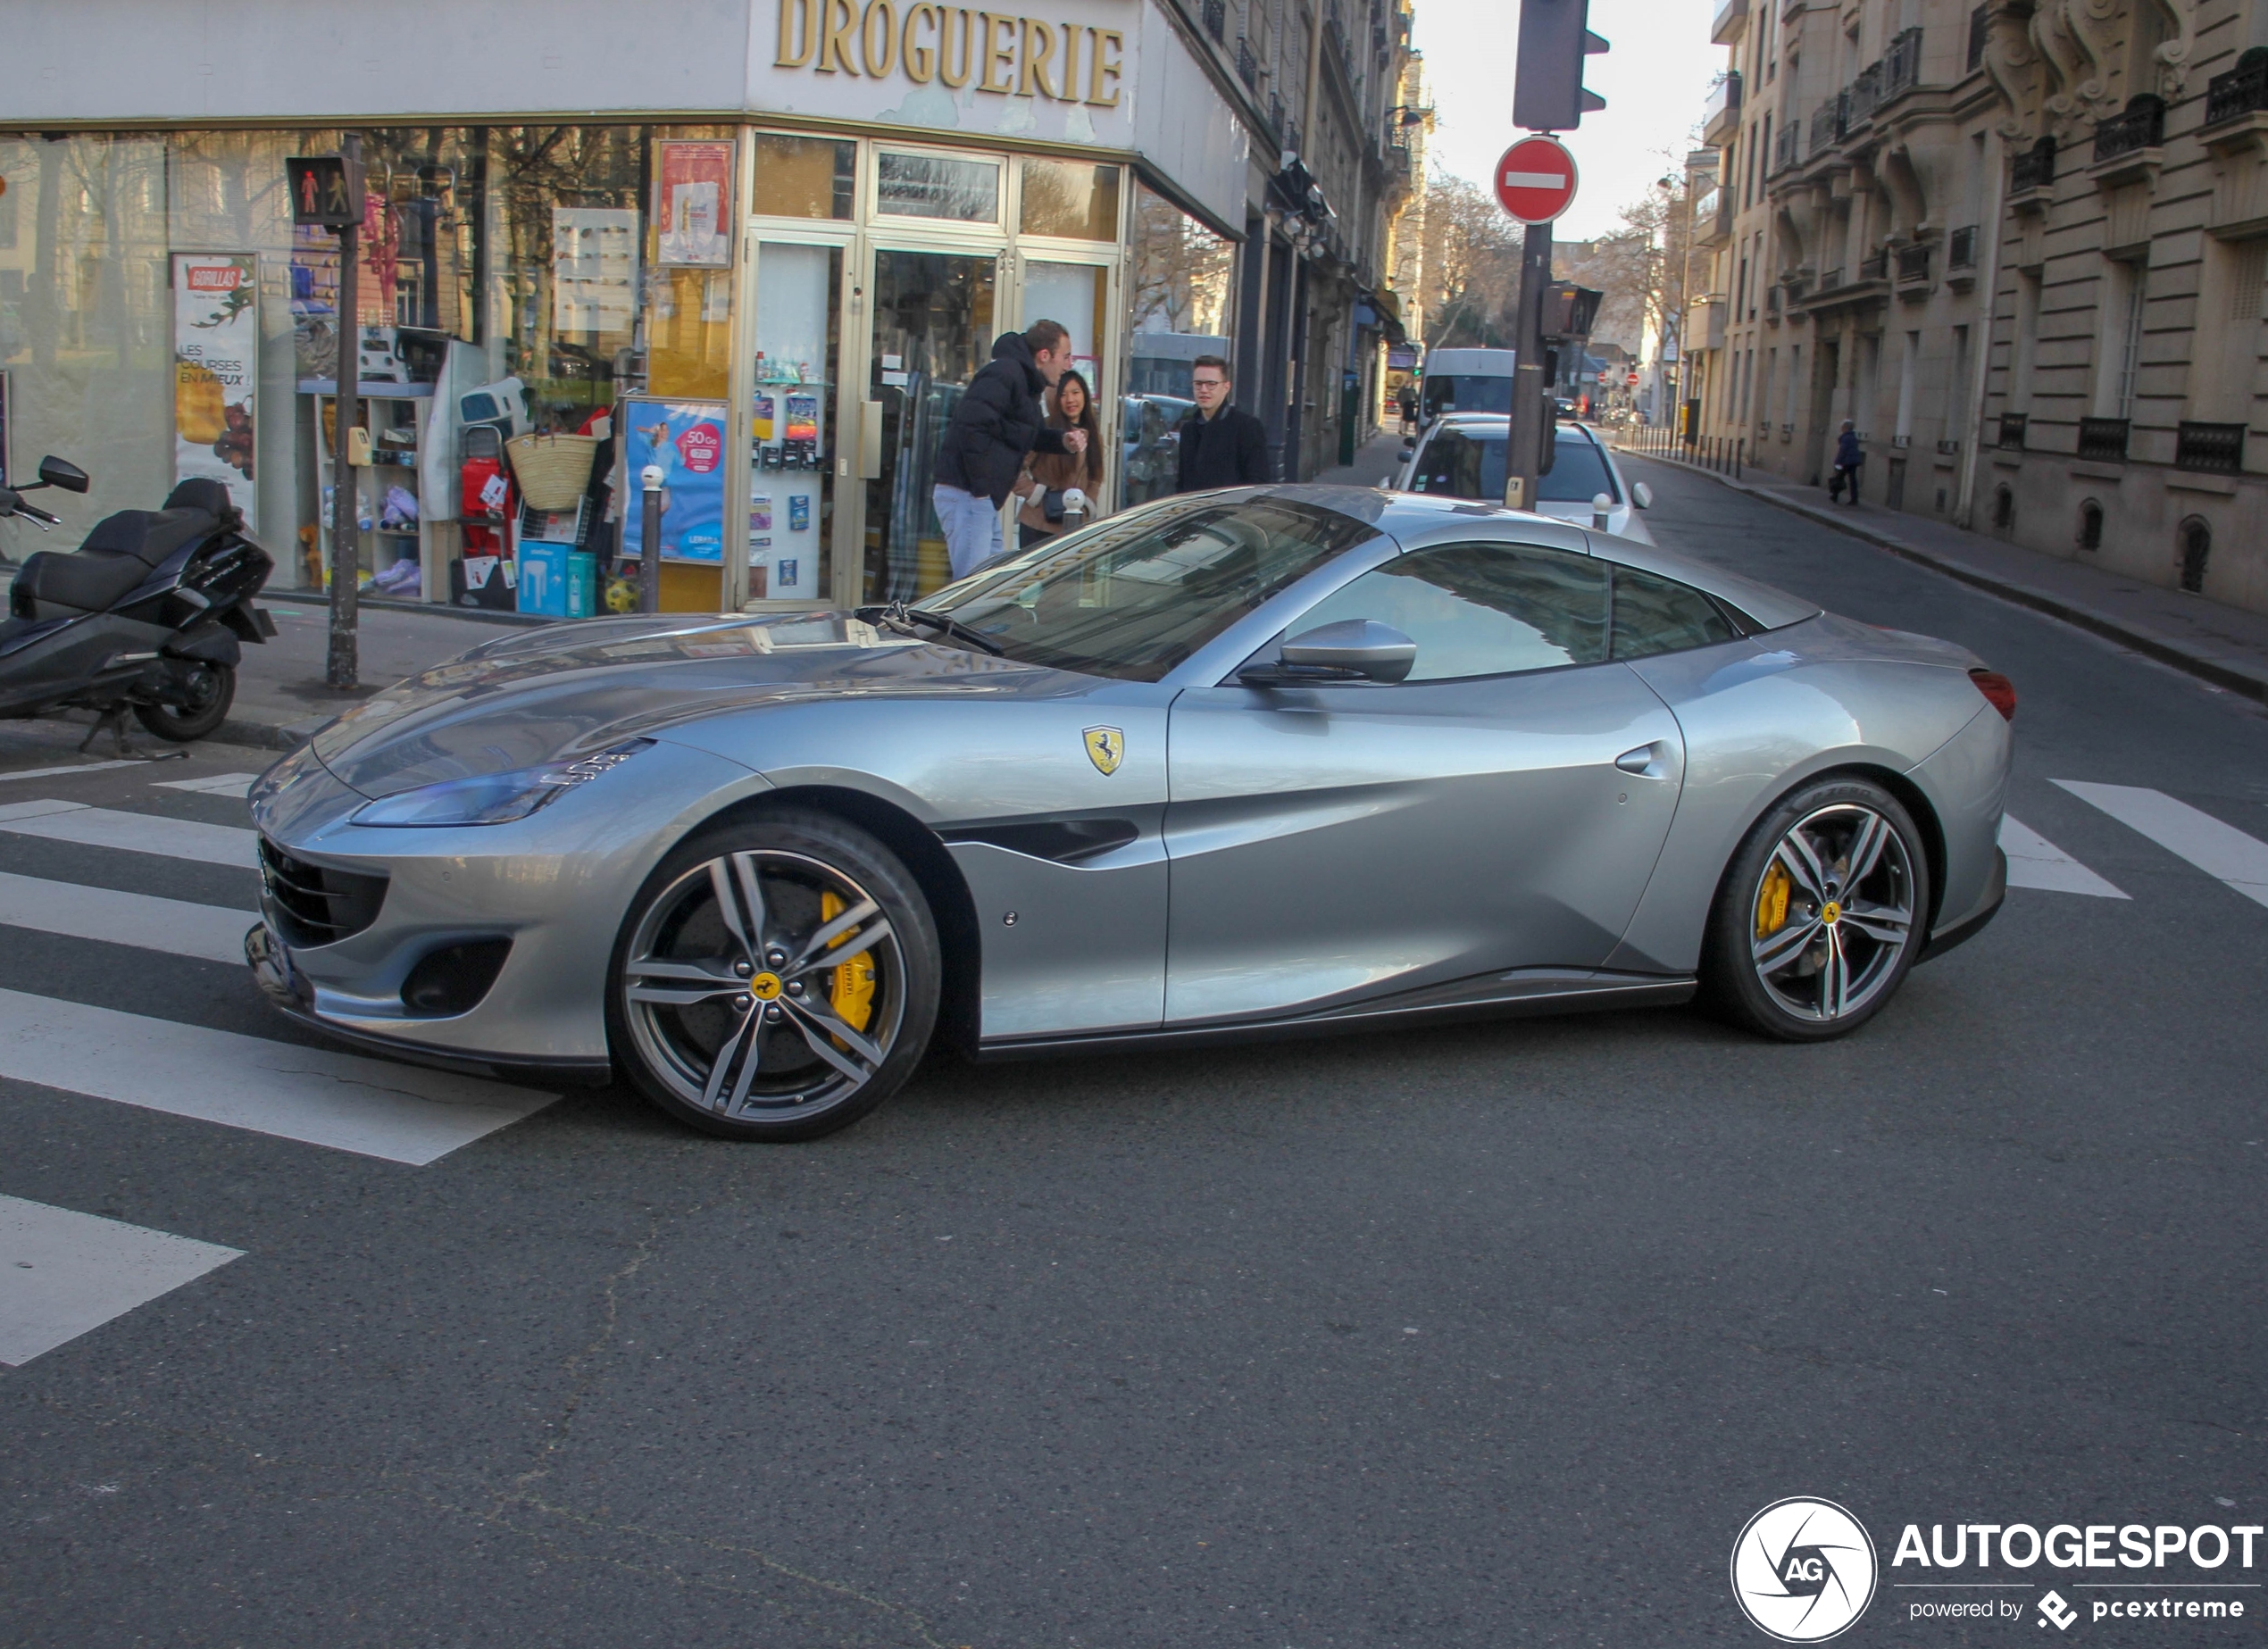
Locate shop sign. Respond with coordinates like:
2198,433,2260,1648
763,0,1136,147
622,400,729,564
657,141,735,268
172,253,259,528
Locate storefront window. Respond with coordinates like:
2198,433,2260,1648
876,152,998,222
1019,160,1119,240
751,135,855,220
1125,182,1235,503
748,241,841,604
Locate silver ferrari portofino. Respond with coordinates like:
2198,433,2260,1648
246,486,2014,1141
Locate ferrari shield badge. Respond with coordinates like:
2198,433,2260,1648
1083,726,1125,776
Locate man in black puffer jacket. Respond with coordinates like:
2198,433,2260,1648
1173,354,1272,492
933,320,1088,578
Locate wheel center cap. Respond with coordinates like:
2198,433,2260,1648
1822,901,1843,925
748,970,784,1001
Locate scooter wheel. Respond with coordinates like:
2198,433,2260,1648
134,662,234,742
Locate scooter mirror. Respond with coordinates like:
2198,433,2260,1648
38,456,90,494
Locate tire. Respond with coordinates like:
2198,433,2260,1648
605,808,941,1142
1700,776,1931,1042
133,661,234,742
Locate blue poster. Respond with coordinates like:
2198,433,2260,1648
621,398,728,563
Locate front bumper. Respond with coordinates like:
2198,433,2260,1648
245,736,772,1070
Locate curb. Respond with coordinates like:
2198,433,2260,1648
1621,449,2268,705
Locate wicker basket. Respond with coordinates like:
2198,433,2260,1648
504,432,601,511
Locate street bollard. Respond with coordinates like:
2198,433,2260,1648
639,463,663,616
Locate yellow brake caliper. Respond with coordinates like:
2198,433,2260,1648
819,889,876,1037
1755,861,1792,939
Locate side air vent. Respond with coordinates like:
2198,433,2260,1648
258,837,388,948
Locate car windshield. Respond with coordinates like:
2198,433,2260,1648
1423,375,1515,418
1406,428,1620,505
920,494,1380,681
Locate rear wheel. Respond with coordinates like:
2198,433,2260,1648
133,661,233,742
606,809,940,1141
1702,777,1930,1041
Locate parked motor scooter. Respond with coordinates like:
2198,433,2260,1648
0,456,276,754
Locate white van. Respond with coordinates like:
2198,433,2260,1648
1420,346,1517,422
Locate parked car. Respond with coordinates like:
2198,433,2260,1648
248,486,2013,1143
1388,414,1656,542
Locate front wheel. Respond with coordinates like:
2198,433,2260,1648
1701,777,1930,1041
133,661,234,742
606,809,941,1142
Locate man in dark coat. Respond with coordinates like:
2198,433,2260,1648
933,320,1088,578
1830,419,1863,506
1174,355,1272,492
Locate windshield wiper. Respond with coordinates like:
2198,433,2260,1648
855,602,1006,656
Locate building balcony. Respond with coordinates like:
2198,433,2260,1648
2177,421,2247,473
1705,71,1744,146
1692,186,1734,246
2078,417,2130,462
2010,136,2056,204
2205,56,2268,128
1688,295,1729,351
1895,241,1932,293
1947,224,1979,275
1766,284,1784,318
2090,97,2166,186
1202,0,1225,43
1881,27,1924,104
1857,250,1889,281
1810,96,1845,159
1237,34,1259,88
1712,0,1748,46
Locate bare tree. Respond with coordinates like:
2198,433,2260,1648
1416,175,1522,347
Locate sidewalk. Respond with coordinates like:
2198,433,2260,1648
1614,443,2268,704
1313,429,1410,487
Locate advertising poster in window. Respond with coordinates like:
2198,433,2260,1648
657,140,735,268
621,399,727,563
171,253,260,528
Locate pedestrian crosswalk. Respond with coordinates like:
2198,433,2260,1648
2052,780,2268,910
1999,815,2129,899
0,772,560,1364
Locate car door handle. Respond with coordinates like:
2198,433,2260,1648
1616,743,1668,777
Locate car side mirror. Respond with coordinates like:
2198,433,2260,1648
1400,438,1415,454
1632,481,1654,509
1238,619,1417,687
37,455,90,494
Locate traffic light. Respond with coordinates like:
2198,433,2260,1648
1513,0,1608,133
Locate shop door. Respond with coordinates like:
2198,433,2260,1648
747,238,848,605
1015,255,1114,509
862,247,1000,604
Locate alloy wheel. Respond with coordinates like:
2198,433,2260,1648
1747,803,1916,1023
620,849,906,1123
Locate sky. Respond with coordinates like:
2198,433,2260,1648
1410,0,1720,241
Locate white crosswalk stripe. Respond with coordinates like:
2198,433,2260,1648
0,799,257,867
0,759,149,785
0,1194,240,1367
1998,815,2129,899
0,989,555,1165
2053,781,2268,910
0,870,255,963
154,772,262,798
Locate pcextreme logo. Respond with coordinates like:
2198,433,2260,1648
1731,1497,1880,1642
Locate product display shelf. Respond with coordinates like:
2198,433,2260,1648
306,386,438,603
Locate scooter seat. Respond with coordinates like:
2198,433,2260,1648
9,505,221,618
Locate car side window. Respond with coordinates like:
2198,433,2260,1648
1610,563,1739,659
1289,544,1608,680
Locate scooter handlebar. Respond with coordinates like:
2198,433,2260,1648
0,490,58,528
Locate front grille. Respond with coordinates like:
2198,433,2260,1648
259,837,388,948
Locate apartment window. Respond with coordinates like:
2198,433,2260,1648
2098,260,2146,420
1763,346,1778,428
1737,254,1749,320
2012,269,2042,410
1895,330,1919,441
2231,239,2267,321
1949,325,1971,435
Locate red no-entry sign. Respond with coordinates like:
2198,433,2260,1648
1495,135,1579,224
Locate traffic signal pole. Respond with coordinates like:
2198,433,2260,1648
1505,223,1553,512
327,130,362,692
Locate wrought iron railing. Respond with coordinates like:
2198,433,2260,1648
1819,265,1847,290
1948,225,1978,269
2094,98,2166,164
1202,0,1226,43
1998,412,2027,450
2078,417,2130,462
1846,62,1881,128
2176,421,2247,473
1782,272,1811,301
1897,243,1932,282
1773,121,1801,173
1810,98,1842,157
2205,58,2268,125
1238,35,1258,87
2011,137,2056,191
1858,251,1889,280
1883,27,1924,100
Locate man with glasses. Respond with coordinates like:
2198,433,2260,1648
1174,355,1272,493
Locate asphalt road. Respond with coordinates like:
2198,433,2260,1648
2,466,2264,1646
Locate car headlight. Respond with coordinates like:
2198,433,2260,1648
350,738,655,828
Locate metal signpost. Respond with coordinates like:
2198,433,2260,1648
1494,135,1578,512
290,141,366,689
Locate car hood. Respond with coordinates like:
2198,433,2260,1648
304,612,1077,799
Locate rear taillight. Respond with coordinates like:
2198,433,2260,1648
1969,668,2017,721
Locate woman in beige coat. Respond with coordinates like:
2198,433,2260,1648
1014,370,1106,550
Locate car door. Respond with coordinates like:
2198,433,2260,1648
1163,540,1688,1026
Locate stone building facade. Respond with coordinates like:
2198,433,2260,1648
1692,0,2268,618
